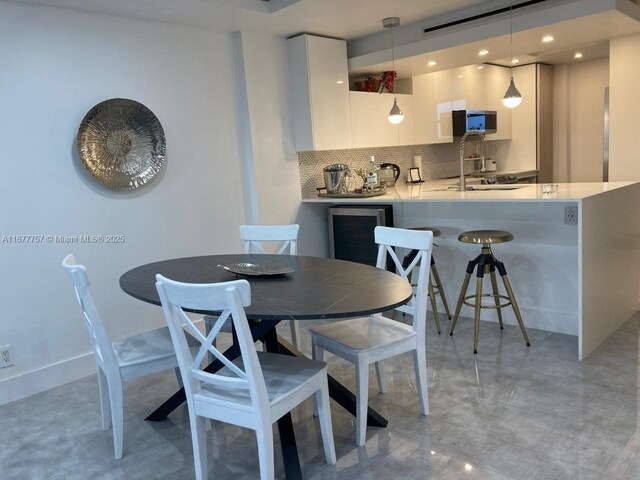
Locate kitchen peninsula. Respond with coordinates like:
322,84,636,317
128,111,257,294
304,182,640,359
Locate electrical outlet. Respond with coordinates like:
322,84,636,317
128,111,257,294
0,346,13,368
565,206,578,225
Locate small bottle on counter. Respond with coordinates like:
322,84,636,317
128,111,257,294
365,156,380,191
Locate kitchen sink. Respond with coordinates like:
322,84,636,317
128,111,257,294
465,185,526,191
424,185,526,192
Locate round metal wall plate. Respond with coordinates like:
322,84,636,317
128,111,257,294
76,98,166,190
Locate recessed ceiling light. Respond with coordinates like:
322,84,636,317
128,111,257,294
542,35,555,43
478,49,489,56
574,52,583,59
457,75,464,78
478,65,484,69
464,464,473,472
511,58,520,64
430,451,436,455
428,60,437,66
336,80,344,84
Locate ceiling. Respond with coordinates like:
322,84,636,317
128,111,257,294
6,0,491,40
8,0,640,78
348,2,640,78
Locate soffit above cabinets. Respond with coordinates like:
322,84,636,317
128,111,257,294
7,0,489,39
348,0,640,78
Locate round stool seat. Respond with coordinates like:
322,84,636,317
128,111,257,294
458,230,513,245
407,226,441,237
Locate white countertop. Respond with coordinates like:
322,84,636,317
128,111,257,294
303,182,638,203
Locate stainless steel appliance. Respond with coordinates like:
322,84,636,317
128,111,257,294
379,163,400,187
322,164,350,194
452,110,497,136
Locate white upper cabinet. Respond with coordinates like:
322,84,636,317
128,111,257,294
429,69,455,143
413,65,513,144
484,65,512,141
451,65,486,111
287,34,352,152
413,70,453,144
350,92,414,148
506,64,537,171
413,73,438,145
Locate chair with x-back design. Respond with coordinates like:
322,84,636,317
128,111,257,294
204,224,301,350
156,274,336,479
309,226,433,446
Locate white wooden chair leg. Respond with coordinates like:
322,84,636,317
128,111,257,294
191,414,208,480
413,345,429,416
97,368,111,431
289,319,300,349
355,359,369,446
311,341,324,417
256,423,275,480
374,361,386,393
108,379,124,460
315,379,337,464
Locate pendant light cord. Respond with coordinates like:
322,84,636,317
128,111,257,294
391,23,396,99
509,0,513,72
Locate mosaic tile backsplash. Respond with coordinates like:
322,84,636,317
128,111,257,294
298,140,510,198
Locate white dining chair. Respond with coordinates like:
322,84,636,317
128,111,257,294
309,226,433,446
62,254,199,460
156,274,336,480
205,224,301,349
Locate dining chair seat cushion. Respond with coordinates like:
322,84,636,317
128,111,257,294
196,352,327,413
310,315,414,352
113,326,199,369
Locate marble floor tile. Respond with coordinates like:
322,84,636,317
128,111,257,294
2,312,640,479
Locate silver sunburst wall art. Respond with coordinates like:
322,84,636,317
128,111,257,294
76,98,166,190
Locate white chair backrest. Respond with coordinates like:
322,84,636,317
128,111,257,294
155,275,269,414
374,227,433,335
61,254,119,372
239,224,299,255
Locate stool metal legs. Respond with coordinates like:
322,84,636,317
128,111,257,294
403,249,451,334
450,246,530,353
489,268,504,329
431,262,452,320
428,281,441,334
501,273,531,346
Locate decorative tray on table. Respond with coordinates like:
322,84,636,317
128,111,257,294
218,263,294,277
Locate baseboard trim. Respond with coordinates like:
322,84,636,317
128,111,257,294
0,351,96,406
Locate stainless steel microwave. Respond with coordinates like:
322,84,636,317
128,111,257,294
452,110,497,136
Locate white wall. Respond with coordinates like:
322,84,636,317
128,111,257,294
235,31,329,256
610,33,640,181
553,58,609,183
0,3,248,403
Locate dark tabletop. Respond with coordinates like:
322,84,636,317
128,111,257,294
120,254,413,320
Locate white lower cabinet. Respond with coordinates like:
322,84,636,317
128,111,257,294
350,92,414,148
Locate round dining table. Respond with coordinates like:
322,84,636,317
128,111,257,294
120,254,413,479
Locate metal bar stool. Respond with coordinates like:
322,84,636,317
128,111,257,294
401,227,452,335
449,230,530,354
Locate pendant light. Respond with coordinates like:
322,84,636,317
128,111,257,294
503,0,522,109
383,17,404,124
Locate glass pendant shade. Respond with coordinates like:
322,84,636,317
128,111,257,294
502,76,522,109
388,97,404,124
